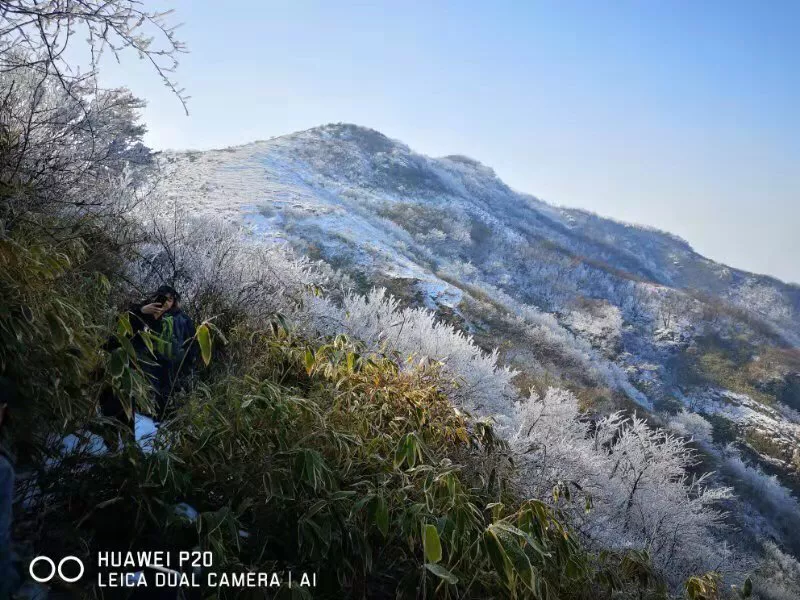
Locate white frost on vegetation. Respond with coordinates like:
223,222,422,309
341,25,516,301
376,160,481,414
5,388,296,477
127,213,733,583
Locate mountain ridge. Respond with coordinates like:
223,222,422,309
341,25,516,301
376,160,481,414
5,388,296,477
164,121,799,291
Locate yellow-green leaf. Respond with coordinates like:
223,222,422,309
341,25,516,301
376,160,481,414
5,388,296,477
197,323,212,366
304,348,315,375
117,312,133,337
423,524,442,564
141,330,155,357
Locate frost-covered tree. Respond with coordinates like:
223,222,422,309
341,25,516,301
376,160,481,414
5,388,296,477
301,288,520,415
0,0,187,111
668,410,714,445
511,388,732,585
1,66,149,220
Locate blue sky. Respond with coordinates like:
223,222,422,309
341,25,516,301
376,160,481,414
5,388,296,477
97,1,800,283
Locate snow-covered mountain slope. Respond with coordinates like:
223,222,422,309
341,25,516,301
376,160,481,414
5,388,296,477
155,123,800,488
157,123,799,331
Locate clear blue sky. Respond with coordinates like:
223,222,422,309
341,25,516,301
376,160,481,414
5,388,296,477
97,0,800,284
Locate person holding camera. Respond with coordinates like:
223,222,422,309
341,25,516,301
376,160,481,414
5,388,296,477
130,285,197,418
102,285,196,430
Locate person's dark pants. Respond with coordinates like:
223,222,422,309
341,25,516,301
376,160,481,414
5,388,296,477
153,362,173,420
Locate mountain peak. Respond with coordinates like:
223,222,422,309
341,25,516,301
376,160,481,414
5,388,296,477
299,123,401,154
441,154,485,168
440,154,497,178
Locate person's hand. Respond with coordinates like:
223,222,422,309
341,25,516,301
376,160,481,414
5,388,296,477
141,303,164,317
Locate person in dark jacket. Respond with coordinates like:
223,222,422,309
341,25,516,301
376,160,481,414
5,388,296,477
128,285,196,418
101,285,196,429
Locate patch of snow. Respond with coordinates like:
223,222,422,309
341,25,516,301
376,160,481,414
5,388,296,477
135,414,158,454
60,432,107,456
174,502,199,523
417,278,463,310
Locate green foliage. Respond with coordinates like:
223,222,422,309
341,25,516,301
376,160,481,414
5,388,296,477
0,225,97,423
0,220,152,454
685,572,720,600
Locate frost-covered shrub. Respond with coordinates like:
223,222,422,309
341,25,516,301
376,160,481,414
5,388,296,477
668,410,714,444
751,542,800,600
721,445,800,531
563,302,623,351
511,388,732,586
130,214,519,416
129,213,344,322
486,288,650,407
300,288,519,416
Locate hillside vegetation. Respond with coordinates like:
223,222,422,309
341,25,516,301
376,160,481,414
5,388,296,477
156,121,800,578
2,188,738,599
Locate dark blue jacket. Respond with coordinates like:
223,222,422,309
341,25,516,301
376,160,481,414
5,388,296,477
128,304,196,372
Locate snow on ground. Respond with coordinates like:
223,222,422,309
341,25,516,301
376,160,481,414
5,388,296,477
159,137,471,319
679,388,800,466
60,432,107,456
49,414,160,460
174,502,199,523
417,278,463,310
690,389,785,427
135,414,158,454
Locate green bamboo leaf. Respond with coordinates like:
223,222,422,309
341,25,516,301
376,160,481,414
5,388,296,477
375,496,389,537
141,330,155,357
20,305,34,323
492,524,536,591
406,436,417,468
487,502,504,522
304,348,315,375
351,494,374,516
109,348,126,378
118,334,136,359
117,312,133,337
197,323,212,366
207,321,229,344
45,312,67,346
423,524,442,564
425,563,458,584
484,528,513,586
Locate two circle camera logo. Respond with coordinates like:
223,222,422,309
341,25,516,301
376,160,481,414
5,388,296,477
29,555,85,583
